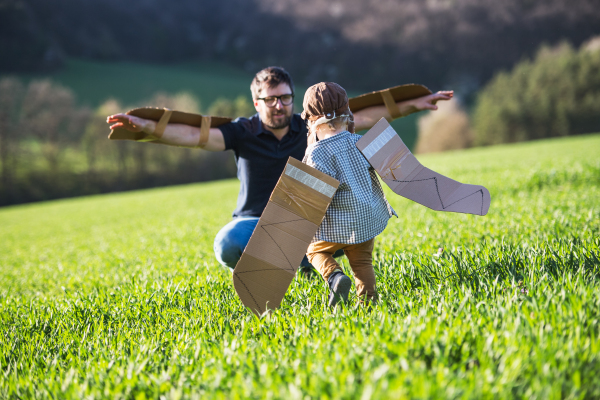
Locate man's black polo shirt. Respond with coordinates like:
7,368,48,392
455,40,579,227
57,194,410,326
220,113,308,218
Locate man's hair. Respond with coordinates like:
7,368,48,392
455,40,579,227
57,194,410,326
251,66,295,100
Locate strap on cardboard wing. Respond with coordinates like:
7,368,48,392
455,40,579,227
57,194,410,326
348,84,433,121
135,109,172,142
108,107,232,146
233,157,340,316
356,118,491,216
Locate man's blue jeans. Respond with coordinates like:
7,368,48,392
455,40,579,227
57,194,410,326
213,217,314,271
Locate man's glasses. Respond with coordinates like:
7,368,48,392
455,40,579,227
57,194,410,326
257,94,294,107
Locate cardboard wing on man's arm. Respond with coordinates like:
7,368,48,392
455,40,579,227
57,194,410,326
108,84,431,145
357,118,491,216
349,83,433,119
108,108,233,147
233,157,339,316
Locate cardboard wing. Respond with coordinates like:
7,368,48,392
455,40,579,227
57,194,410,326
349,84,432,119
108,107,233,146
356,118,491,216
233,157,340,316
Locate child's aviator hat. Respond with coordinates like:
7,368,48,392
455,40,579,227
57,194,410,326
301,82,354,133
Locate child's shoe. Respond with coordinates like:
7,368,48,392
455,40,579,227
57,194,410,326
328,271,352,307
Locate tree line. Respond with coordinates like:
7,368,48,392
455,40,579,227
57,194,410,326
1,38,599,205
0,80,253,206
2,0,600,96
415,38,600,153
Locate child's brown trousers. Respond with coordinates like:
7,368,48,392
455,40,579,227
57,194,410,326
306,238,376,301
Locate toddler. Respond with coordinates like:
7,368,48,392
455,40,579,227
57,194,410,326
302,82,396,306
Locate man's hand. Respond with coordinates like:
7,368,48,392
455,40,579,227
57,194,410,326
353,90,454,131
410,90,454,112
107,114,155,134
106,113,226,151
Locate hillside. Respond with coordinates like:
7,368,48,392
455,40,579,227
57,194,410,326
16,59,255,109
3,0,600,92
0,59,422,207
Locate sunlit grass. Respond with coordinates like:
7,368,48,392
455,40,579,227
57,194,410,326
1,134,599,399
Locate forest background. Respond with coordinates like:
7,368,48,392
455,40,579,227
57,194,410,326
1,0,600,206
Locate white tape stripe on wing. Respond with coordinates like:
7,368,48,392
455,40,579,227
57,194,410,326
285,165,337,198
362,126,396,159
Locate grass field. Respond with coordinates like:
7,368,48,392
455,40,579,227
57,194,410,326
16,59,255,110
1,134,599,399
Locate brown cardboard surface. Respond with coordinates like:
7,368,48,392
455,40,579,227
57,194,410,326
258,202,318,243
108,107,232,142
244,221,314,274
198,115,211,147
271,175,332,225
233,254,293,312
233,157,339,316
348,84,432,114
270,158,339,225
357,118,491,216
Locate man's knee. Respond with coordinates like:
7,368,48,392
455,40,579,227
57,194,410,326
213,232,243,270
213,218,259,270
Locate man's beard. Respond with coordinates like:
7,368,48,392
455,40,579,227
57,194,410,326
263,111,292,130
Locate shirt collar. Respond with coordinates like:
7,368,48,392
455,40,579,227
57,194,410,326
316,130,351,143
290,113,302,133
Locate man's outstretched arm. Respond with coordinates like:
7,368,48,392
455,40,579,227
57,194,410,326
353,91,453,131
107,114,226,151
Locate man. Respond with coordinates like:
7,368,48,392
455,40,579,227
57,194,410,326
107,66,453,272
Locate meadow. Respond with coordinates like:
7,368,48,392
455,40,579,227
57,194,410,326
0,134,599,399
16,59,255,109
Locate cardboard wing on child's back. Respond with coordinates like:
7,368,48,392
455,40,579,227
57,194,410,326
356,118,490,216
233,157,340,316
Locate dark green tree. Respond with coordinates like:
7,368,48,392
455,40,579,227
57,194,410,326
472,39,600,145
0,78,24,197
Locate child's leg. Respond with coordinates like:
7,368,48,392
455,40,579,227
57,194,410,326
307,240,353,306
306,241,346,281
344,239,377,302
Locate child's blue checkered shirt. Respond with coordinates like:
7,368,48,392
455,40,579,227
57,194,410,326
303,130,396,244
